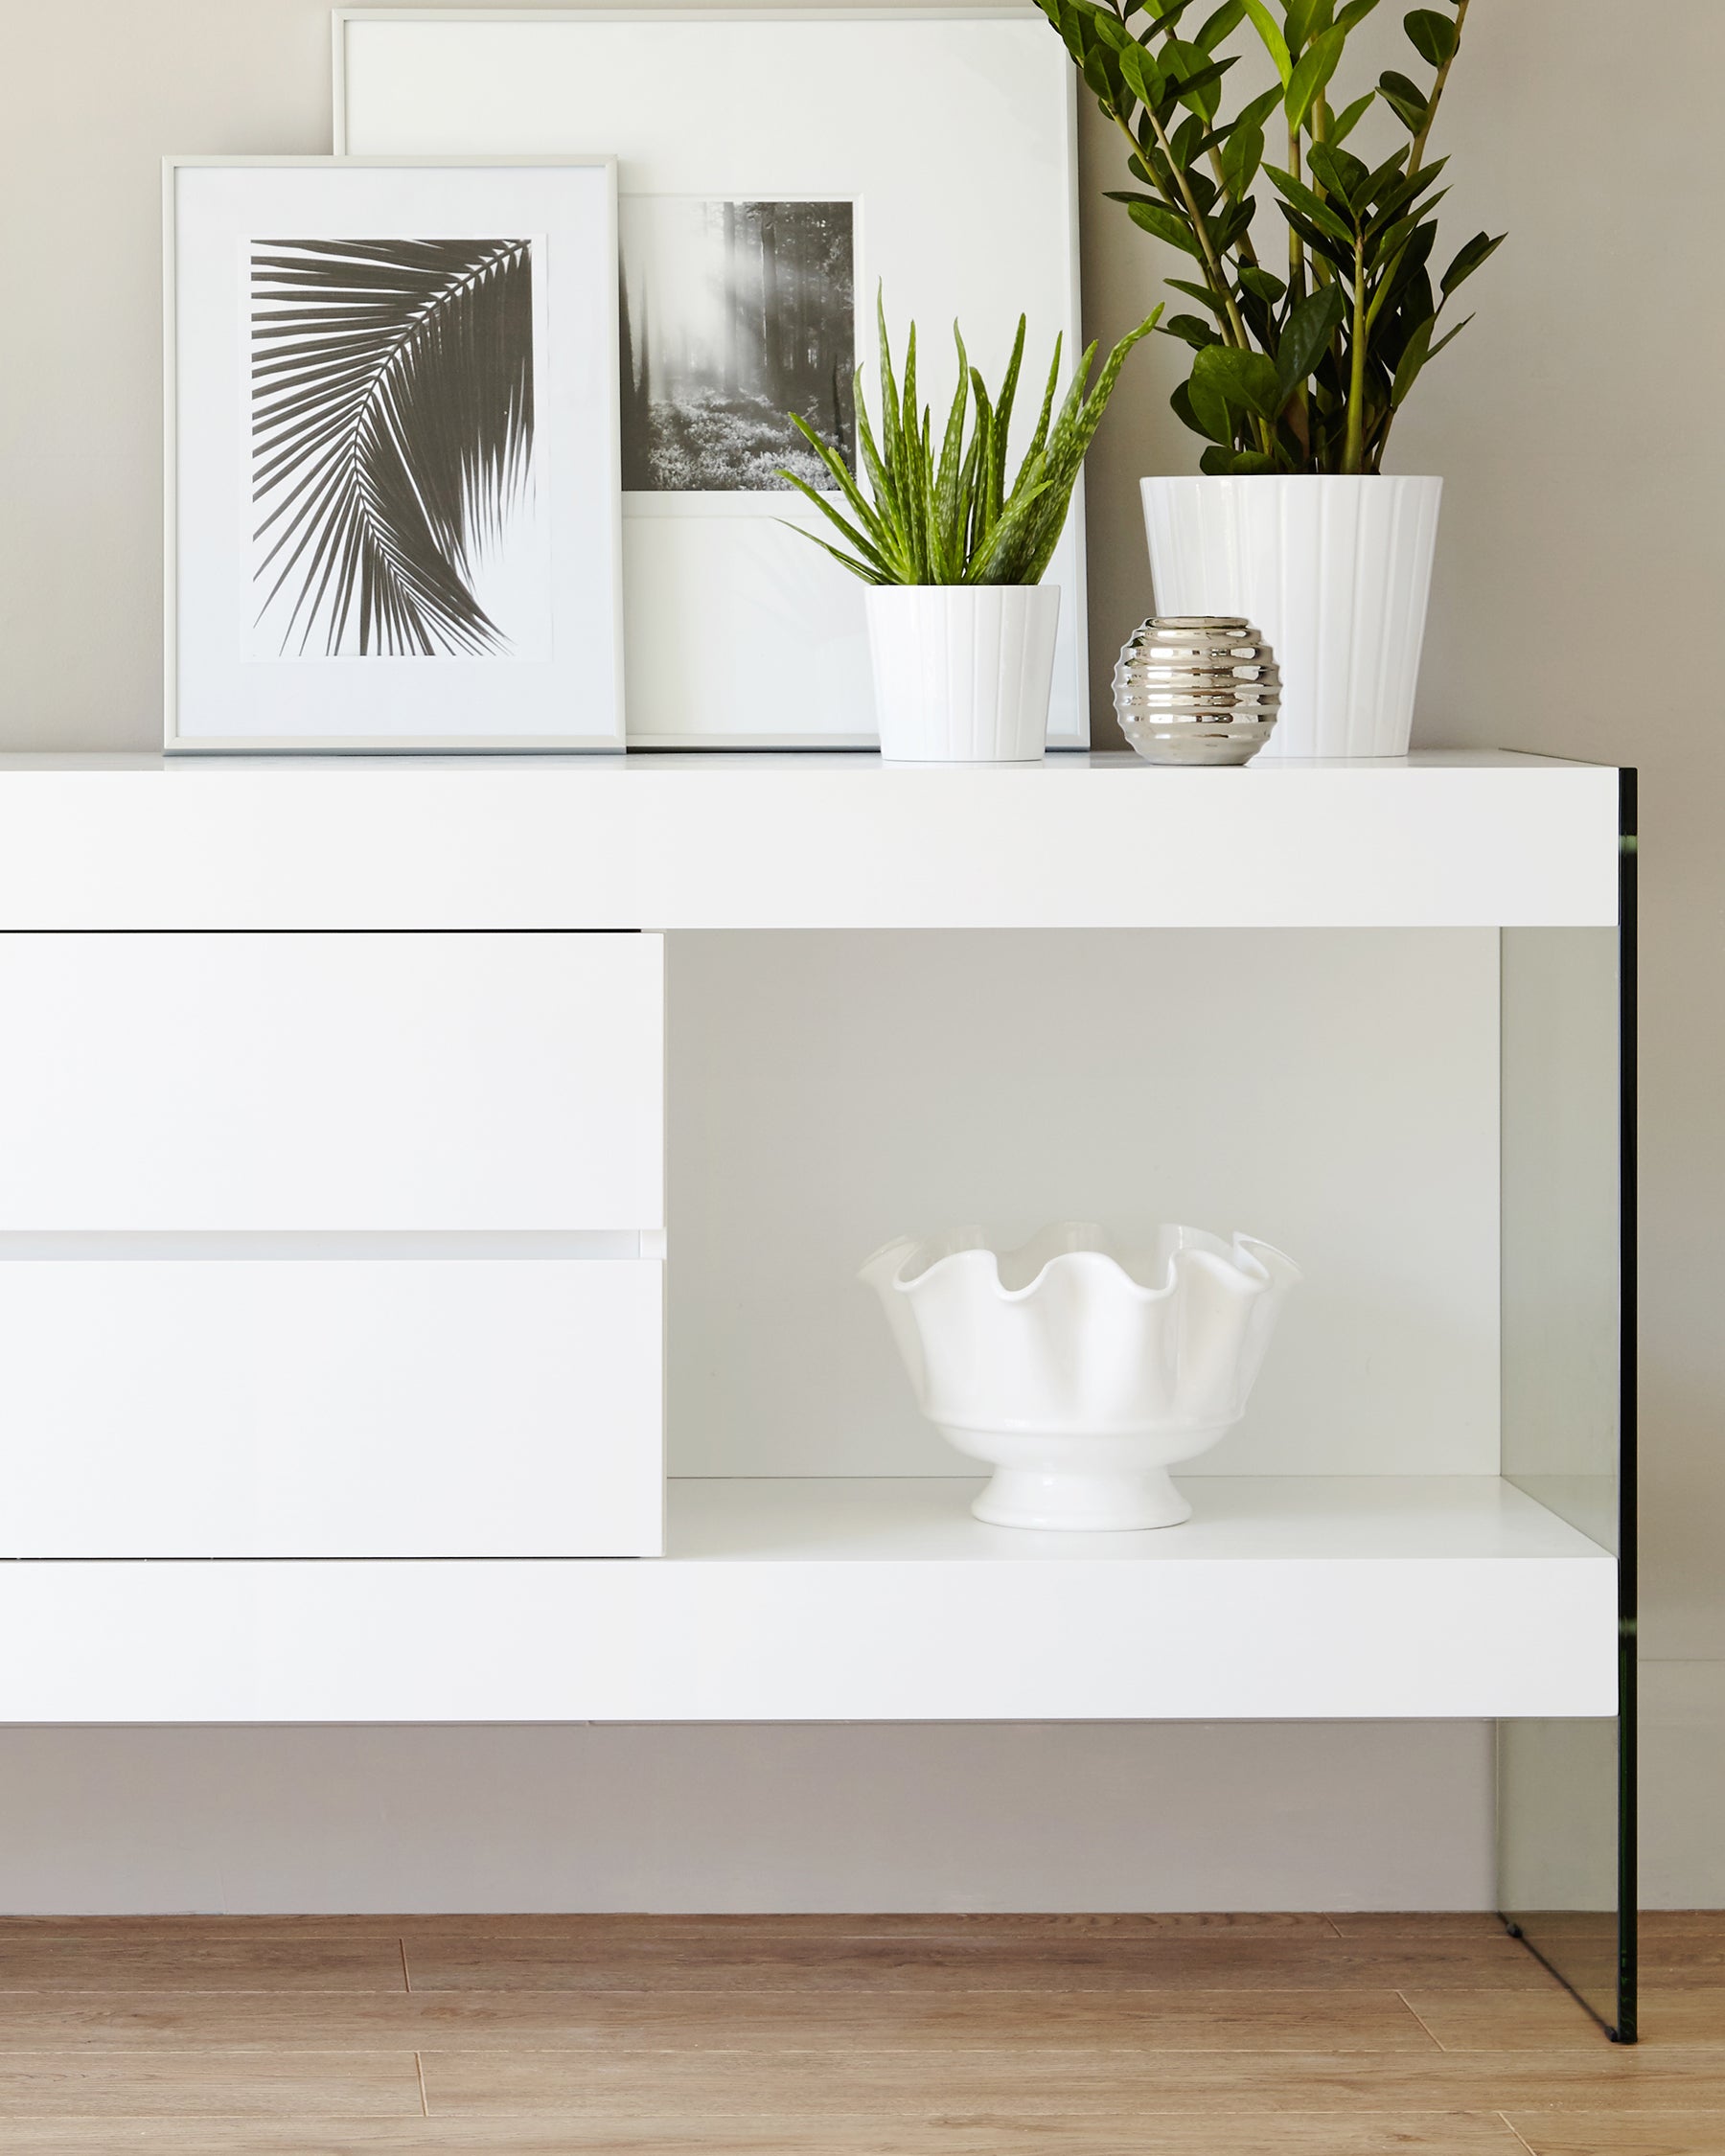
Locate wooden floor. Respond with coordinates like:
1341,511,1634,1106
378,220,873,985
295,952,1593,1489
0,1912,1720,2152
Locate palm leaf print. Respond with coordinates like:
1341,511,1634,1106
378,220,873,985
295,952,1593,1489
251,238,535,657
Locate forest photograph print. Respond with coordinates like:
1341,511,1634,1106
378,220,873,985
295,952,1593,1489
250,237,539,658
619,198,855,492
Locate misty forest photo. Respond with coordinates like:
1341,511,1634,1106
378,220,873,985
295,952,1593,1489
619,198,856,493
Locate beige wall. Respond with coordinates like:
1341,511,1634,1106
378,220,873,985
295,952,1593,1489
0,0,1719,1906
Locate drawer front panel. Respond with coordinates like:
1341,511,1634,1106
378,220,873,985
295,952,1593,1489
0,932,662,1228
0,1258,663,1556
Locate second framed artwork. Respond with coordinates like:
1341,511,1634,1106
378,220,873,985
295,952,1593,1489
334,6,1088,748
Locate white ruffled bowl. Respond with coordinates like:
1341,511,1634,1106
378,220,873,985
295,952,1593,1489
860,1222,1300,1531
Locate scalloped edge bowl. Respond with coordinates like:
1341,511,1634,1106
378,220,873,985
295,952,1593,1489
861,1222,1300,1530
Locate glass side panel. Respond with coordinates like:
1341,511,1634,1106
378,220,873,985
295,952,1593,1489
1497,771,1636,2040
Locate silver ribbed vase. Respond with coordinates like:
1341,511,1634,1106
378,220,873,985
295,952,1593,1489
1113,616,1280,767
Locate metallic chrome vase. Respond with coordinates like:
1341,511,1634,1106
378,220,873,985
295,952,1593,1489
1113,616,1280,766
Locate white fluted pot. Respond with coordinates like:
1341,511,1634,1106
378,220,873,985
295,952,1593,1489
865,585,1060,763
1140,475,1441,759
861,1221,1301,1531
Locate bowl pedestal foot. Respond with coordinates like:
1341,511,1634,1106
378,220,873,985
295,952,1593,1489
969,1465,1193,1533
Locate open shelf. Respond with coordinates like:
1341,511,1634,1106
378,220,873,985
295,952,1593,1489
668,1474,1617,1563
0,1476,1615,1727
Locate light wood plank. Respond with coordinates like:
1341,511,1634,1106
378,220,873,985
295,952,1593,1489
1406,1984,1725,2050
1328,1913,1515,1937
397,1912,1346,1939
402,1929,1552,1993
0,1931,406,1994
1506,2117,1725,2156
1636,1913,1725,1938
413,2044,1725,2117
0,1984,1438,2053
0,2115,1530,2156
0,2050,422,2118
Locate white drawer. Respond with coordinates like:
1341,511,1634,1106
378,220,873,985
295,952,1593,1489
0,932,662,1228
0,1258,662,1556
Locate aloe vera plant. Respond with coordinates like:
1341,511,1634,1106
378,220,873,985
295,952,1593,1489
776,294,1161,585
1039,0,1503,475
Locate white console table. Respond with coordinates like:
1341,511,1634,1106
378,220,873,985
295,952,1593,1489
0,749,1636,2033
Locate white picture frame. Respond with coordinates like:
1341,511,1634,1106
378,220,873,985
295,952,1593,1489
165,154,626,753
334,7,1089,749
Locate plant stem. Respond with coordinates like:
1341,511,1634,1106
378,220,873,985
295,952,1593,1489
1208,145,1261,267
1408,0,1468,175
1115,105,1253,356
1343,231,1368,474
1286,117,1305,301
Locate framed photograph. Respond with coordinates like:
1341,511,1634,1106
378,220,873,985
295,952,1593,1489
165,155,625,752
334,7,1087,749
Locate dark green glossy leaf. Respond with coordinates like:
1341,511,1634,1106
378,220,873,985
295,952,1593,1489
1166,276,1231,315
1238,263,1288,303
1237,83,1287,132
1308,142,1368,210
1285,0,1327,49
1239,0,1292,83
1194,0,1246,52
1126,198,1204,255
1276,282,1346,396
1405,7,1457,63
1220,116,1265,197
1368,194,1447,270
1265,165,1357,246
1081,40,1125,107
1116,40,1163,107
1390,312,1433,403
1191,341,1285,421
1282,213,1357,276
1160,311,1223,349
1378,68,1428,131
1325,91,1377,146
1172,376,1227,444
1285,26,1345,131
1171,110,1208,167
1423,310,1474,360
1165,44,1238,121
1441,228,1506,294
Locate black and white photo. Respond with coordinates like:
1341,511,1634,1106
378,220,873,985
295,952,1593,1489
618,198,855,493
250,237,539,659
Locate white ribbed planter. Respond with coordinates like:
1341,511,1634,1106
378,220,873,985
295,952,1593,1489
1140,475,1441,759
864,585,1060,763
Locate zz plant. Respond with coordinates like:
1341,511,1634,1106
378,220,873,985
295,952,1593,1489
1038,0,1503,475
778,294,1160,584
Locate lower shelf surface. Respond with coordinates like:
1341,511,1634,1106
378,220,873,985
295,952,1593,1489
0,1477,1616,1724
